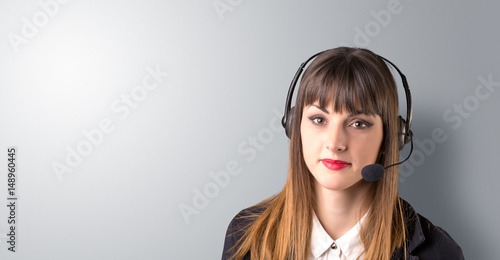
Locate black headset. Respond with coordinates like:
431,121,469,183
281,49,413,152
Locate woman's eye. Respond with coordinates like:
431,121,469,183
309,116,326,125
350,120,371,129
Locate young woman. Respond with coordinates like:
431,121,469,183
222,47,464,259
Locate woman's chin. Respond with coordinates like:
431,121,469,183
314,176,364,192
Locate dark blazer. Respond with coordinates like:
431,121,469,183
222,199,464,260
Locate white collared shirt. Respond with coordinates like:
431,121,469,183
309,212,367,260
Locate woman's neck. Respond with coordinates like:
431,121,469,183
314,180,372,240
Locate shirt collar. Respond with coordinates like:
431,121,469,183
310,211,368,259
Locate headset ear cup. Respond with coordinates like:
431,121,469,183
285,106,295,139
398,116,407,151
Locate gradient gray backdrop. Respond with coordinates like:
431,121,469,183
0,0,498,259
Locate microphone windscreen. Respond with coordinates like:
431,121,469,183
361,164,385,182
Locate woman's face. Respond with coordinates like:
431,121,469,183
300,101,384,192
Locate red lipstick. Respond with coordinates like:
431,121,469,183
321,159,351,170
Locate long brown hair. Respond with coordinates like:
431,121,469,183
230,47,407,259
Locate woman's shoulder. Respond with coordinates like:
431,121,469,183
226,204,267,238
412,213,465,259
233,203,269,220
222,202,270,260
399,199,465,259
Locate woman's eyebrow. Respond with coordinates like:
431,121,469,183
310,105,370,117
348,111,364,116
311,105,329,114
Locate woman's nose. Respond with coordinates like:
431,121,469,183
325,124,347,152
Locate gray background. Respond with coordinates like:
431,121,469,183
0,0,498,259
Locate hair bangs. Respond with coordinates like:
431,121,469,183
302,61,382,117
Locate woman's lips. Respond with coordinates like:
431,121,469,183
321,159,351,170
